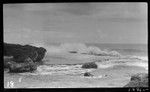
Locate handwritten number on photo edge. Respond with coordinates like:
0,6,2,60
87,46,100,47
7,81,14,88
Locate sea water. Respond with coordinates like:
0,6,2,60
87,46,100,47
19,43,148,76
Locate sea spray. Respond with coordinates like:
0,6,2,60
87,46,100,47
28,42,147,70
131,56,148,61
20,64,96,75
60,43,88,53
29,42,46,48
29,42,122,57
95,58,148,70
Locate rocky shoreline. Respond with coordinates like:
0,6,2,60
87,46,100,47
124,73,148,87
4,42,148,87
4,42,46,73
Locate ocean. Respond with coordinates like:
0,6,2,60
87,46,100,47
4,43,148,88
87,43,148,60
20,43,148,75
42,43,148,60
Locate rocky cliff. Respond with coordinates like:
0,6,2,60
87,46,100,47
4,42,47,73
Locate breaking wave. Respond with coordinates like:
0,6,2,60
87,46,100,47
96,59,148,70
29,42,122,57
22,42,148,76
19,58,148,76
20,64,96,75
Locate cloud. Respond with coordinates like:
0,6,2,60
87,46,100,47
23,4,56,11
4,3,147,21
90,3,147,21
96,29,107,39
4,3,147,44
55,3,94,15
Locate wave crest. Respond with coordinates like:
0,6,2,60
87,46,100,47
29,42,121,56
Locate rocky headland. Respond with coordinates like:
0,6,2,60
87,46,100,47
4,42,47,73
124,73,148,87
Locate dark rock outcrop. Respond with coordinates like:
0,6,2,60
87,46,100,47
7,58,37,73
4,42,46,73
4,43,46,63
4,56,14,69
81,62,98,69
84,72,94,77
69,51,77,53
124,73,148,87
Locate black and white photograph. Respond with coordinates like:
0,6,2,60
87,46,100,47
3,3,148,88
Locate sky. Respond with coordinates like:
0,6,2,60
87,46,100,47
3,3,147,44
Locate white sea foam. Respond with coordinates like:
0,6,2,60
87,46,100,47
125,61,148,70
19,42,147,75
20,64,95,75
19,60,148,76
96,58,148,70
96,63,114,69
137,56,148,61
129,55,148,61
30,42,121,56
